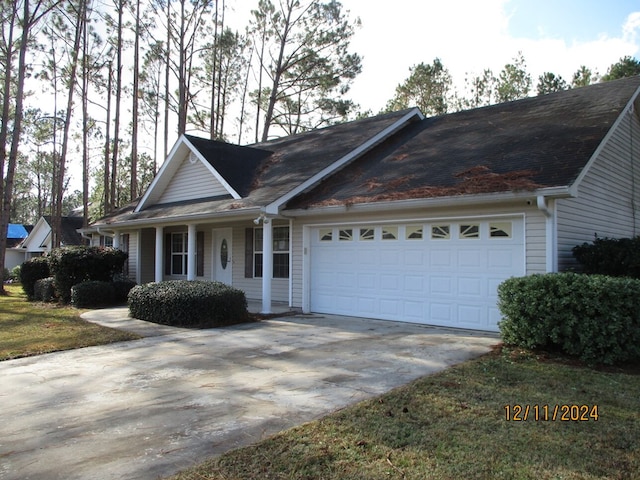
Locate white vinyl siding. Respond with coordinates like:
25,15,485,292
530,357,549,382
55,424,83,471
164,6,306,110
556,108,640,271
158,155,229,204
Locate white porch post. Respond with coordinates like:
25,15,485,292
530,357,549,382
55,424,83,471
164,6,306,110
187,223,196,281
112,231,120,249
155,227,164,282
261,218,273,314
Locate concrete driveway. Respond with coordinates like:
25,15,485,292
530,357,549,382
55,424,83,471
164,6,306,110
0,309,498,480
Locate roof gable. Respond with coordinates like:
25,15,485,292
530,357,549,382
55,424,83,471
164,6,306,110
136,136,271,212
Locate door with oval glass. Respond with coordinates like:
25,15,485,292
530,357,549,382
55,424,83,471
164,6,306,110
212,228,233,285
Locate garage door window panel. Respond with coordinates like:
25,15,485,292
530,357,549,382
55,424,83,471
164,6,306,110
406,225,423,240
431,225,450,239
360,228,375,241
489,222,512,238
382,226,398,240
319,228,333,241
339,229,353,241
459,224,480,239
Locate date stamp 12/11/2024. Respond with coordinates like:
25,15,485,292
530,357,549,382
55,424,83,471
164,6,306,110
504,404,599,422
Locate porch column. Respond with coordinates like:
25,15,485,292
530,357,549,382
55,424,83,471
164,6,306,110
187,223,196,281
155,227,163,282
261,218,273,314
112,231,120,249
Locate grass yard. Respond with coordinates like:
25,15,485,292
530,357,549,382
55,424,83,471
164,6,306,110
0,283,140,360
169,347,640,480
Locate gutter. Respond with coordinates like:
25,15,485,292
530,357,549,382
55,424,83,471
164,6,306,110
282,187,573,218
88,207,264,230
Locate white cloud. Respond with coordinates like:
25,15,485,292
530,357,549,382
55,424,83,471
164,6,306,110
345,1,640,112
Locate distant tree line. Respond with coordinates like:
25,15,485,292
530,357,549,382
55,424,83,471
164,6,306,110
383,53,640,117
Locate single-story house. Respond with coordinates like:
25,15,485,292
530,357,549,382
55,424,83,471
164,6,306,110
86,76,640,332
19,215,86,261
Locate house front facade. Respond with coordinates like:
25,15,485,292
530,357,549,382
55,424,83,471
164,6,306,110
87,77,640,332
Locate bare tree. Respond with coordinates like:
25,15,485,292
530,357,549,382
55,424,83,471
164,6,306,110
0,0,61,287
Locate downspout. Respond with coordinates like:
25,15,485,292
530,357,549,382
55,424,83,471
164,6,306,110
537,195,557,272
288,218,293,308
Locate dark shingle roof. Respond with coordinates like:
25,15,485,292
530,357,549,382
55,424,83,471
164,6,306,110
184,135,272,197
44,216,85,245
288,76,640,208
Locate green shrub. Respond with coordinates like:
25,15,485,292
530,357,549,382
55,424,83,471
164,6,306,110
498,273,640,365
34,277,56,302
20,257,51,300
572,236,640,278
71,281,116,308
48,246,128,303
128,280,249,328
113,278,137,303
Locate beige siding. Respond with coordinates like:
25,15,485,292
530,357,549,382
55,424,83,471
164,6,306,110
158,156,229,204
231,224,290,303
556,109,640,270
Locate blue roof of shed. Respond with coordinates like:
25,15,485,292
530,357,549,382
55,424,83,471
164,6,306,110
8,224,28,239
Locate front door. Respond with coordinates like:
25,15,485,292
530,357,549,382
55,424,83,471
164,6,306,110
212,228,233,285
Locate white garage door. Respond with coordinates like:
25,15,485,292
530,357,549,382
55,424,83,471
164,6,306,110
310,218,525,331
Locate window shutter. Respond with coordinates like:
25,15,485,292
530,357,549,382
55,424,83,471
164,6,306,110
164,233,171,275
196,231,204,277
245,228,253,278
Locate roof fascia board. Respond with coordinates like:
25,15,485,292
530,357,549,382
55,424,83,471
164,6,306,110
282,187,572,217
182,136,242,200
265,108,425,215
135,136,188,212
571,84,640,192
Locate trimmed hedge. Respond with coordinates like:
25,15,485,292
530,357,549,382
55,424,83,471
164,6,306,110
128,280,249,328
572,236,640,278
498,273,640,365
71,281,116,308
20,257,51,300
34,277,56,302
48,246,128,303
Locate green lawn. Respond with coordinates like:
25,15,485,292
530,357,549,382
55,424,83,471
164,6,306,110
0,283,140,360
169,347,640,480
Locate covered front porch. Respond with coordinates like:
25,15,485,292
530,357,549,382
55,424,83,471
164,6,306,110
104,216,294,315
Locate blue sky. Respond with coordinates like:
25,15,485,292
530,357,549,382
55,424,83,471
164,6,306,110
506,0,639,44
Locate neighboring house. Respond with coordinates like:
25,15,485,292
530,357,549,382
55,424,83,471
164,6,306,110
19,215,86,261
85,76,640,332
5,224,31,271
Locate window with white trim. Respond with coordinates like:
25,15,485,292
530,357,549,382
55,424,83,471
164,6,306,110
171,232,188,275
254,226,290,278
